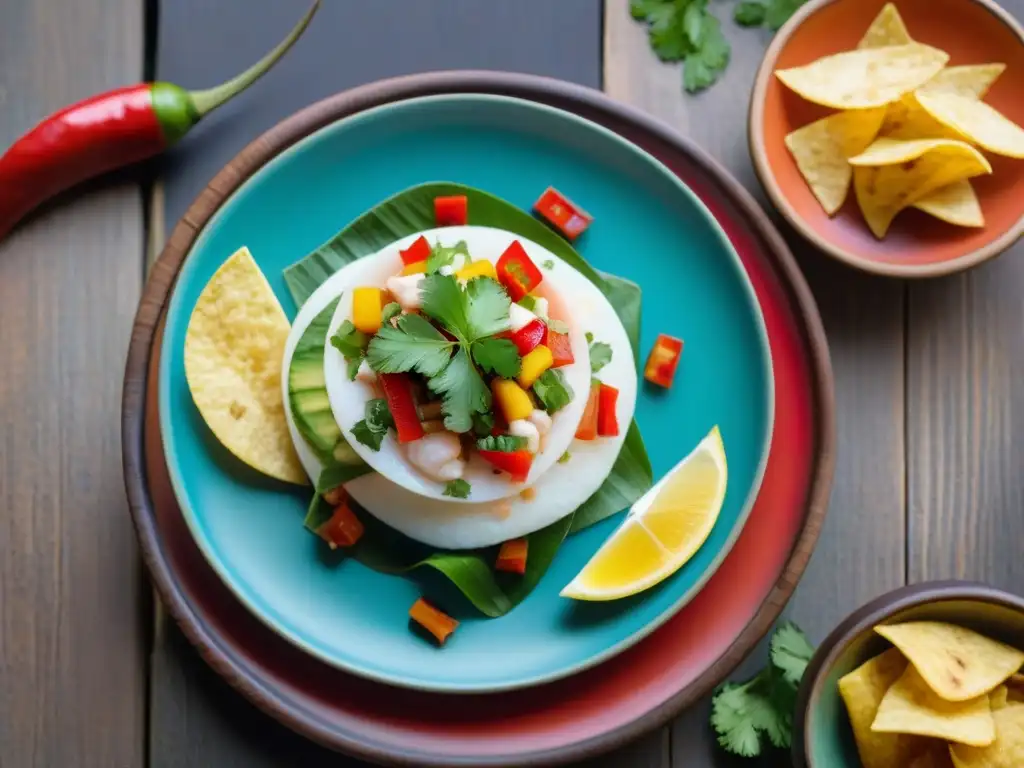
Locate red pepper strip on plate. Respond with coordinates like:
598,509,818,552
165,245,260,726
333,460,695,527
434,195,468,226
399,235,431,265
545,329,574,368
0,2,319,244
495,539,529,575
644,334,684,389
316,499,365,549
409,598,459,645
496,241,543,301
533,186,593,241
378,373,425,443
509,318,547,356
478,449,533,483
597,383,620,437
575,382,601,441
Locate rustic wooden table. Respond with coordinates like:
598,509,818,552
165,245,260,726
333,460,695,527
2,1,1023,766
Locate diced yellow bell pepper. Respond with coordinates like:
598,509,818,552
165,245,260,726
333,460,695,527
352,287,383,333
492,379,533,422
401,261,428,276
517,345,553,388
455,260,497,281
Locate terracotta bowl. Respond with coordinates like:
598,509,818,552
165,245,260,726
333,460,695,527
749,0,1024,278
793,581,1024,767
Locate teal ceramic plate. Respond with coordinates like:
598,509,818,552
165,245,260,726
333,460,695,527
159,94,774,693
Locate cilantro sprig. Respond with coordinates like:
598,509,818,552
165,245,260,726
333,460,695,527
710,622,813,758
330,320,370,380
350,399,395,452
443,479,471,498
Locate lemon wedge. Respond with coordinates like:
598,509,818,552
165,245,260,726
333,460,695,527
560,426,727,601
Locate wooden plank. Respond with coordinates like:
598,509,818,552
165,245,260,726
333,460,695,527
604,2,907,764
0,1,146,766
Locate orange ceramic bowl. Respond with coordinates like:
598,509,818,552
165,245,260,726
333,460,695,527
750,0,1024,278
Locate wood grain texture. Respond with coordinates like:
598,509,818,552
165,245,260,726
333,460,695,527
0,1,146,767
604,1,905,764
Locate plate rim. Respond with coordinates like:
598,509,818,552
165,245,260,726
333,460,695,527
122,70,835,766
155,91,777,693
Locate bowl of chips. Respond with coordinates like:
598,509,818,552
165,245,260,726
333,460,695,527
750,0,1024,277
793,581,1024,768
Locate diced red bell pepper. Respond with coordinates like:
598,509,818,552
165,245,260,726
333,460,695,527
399,235,431,265
409,598,459,645
495,538,529,575
533,186,593,241
496,241,543,302
379,373,424,443
545,329,574,368
644,334,684,389
434,195,468,226
478,449,533,483
509,318,547,356
597,383,619,437
316,500,365,549
575,382,601,441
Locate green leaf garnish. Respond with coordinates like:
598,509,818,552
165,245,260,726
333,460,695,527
558,451,571,464
472,412,496,437
351,419,386,451
585,331,594,344
765,0,808,30
477,434,527,453
683,14,730,93
472,337,521,378
532,369,574,413
518,294,539,313
427,346,491,433
541,259,555,270
381,302,402,324
426,239,469,274
589,340,613,374
464,276,512,338
421,273,472,340
770,621,814,687
364,398,394,432
330,320,370,381
734,1,767,26
366,314,454,377
443,479,472,499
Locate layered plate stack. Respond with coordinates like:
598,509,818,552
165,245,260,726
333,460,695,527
122,73,835,766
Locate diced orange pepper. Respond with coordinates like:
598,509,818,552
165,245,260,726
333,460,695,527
316,500,364,549
409,598,459,645
644,334,683,389
400,260,428,276
455,259,497,281
575,381,600,441
518,344,553,388
545,329,574,368
495,538,528,575
352,287,383,334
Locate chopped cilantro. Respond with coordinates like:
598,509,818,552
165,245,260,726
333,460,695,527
589,340,613,374
330,320,370,381
381,302,402,324
426,240,469,274
532,369,573,413
472,412,496,437
350,399,395,452
541,259,555,270
443,479,471,498
477,434,527,453
366,314,454,377
351,419,386,451
558,451,571,464
472,337,521,378
427,347,491,433
770,621,814,687
585,331,594,344
517,295,539,313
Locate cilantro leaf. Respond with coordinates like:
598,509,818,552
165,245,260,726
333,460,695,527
589,340,613,373
770,621,814,687
364,398,394,433
346,356,362,381
426,240,469,274
472,412,495,437
683,14,730,93
472,337,521,378
683,1,705,47
585,331,594,344
427,346,490,433
443,479,471,498
648,2,691,61
541,259,555,270
558,451,571,464
465,277,511,339
366,313,454,377
381,302,402,324
330,320,370,380
421,274,472,341
711,678,768,758
734,1,767,26
518,294,539,313
629,0,667,20
351,419,386,451
766,0,808,29
477,435,527,452
532,369,574,413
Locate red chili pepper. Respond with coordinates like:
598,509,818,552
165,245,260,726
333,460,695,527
533,186,593,241
496,241,543,302
0,2,319,243
399,235,431,266
434,195,468,226
597,383,620,437
575,382,601,441
495,539,529,575
379,373,425,443
316,500,365,549
478,449,533,483
509,318,547,356
644,334,684,389
545,330,575,368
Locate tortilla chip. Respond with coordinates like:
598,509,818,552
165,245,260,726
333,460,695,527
849,139,992,238
882,65,1008,140
775,43,949,109
991,686,1010,711
912,180,984,228
909,744,957,768
839,648,928,768
950,705,1024,768
185,246,307,485
921,64,1007,100
858,3,913,49
872,665,995,747
784,107,887,215
875,622,1024,702
915,90,1024,159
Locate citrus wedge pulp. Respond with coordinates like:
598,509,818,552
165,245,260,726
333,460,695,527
560,426,727,601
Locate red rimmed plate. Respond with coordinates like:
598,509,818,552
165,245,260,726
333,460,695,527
122,71,834,766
